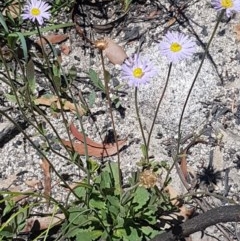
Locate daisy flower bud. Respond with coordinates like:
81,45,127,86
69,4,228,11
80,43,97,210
159,31,196,64
121,54,157,87
21,0,51,25
211,0,240,17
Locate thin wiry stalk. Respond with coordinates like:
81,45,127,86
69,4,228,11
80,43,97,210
56,61,92,206
0,110,81,201
177,10,224,155
100,49,122,192
164,10,224,187
1,43,75,164
134,87,149,163
8,48,74,159
147,63,172,150
35,23,74,158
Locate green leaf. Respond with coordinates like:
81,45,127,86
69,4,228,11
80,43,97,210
73,183,91,200
53,62,61,77
141,226,161,238
99,171,111,191
132,187,149,212
103,70,111,84
115,225,140,241
113,97,121,108
65,226,102,241
68,207,93,226
125,226,140,241
102,162,121,195
16,208,28,232
0,12,9,34
115,215,124,228
88,69,105,92
53,76,61,91
8,23,75,38
140,144,148,159
5,94,17,104
26,59,36,93
121,190,134,206
0,226,14,238
3,200,14,216
76,228,102,241
108,205,119,218
68,66,77,79
106,195,120,208
87,158,100,173
123,0,132,11
88,91,96,108
14,32,28,61
89,195,106,210
114,228,126,239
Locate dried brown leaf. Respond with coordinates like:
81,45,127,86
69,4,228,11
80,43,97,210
2,0,20,18
103,38,128,65
146,10,161,19
61,139,127,158
40,158,51,198
34,95,85,116
180,152,188,182
61,123,127,157
36,34,68,47
22,213,65,233
234,24,240,41
25,178,43,190
167,17,177,27
70,123,104,148
61,44,71,55
0,174,17,189
12,189,35,203
164,185,180,206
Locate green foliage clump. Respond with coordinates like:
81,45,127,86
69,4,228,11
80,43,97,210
61,162,173,241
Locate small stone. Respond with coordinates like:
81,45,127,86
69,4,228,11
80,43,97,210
112,78,120,87
218,29,225,36
52,143,62,151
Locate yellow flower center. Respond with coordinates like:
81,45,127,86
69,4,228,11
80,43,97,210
170,42,182,52
221,0,233,8
31,8,41,16
133,67,144,78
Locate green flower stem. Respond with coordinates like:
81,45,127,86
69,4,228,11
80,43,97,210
164,10,225,187
147,62,172,150
100,50,122,192
77,115,91,207
134,87,149,163
177,10,224,154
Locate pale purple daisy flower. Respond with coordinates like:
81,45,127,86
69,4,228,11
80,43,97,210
211,0,240,17
159,31,196,64
121,54,156,87
21,0,51,25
